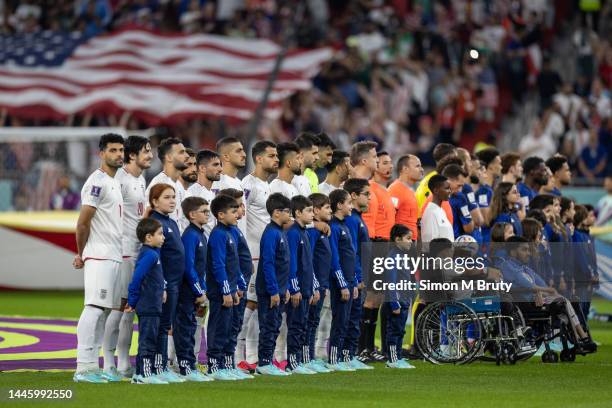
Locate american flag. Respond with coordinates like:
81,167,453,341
0,29,332,125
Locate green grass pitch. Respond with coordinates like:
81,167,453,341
1,291,611,408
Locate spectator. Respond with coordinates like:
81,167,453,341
537,56,562,109
49,174,80,210
519,120,556,160
578,128,608,182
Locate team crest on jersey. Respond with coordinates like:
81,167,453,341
90,185,102,197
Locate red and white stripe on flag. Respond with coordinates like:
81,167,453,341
0,29,333,125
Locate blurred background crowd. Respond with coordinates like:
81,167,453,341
0,0,610,211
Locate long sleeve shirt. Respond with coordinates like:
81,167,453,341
344,209,371,284
181,223,207,297
573,229,598,287
150,211,185,288
206,223,240,298
329,216,356,289
492,211,523,236
287,222,315,297
307,227,331,291
231,225,253,292
256,221,290,297
500,257,547,302
128,245,165,315
384,246,413,310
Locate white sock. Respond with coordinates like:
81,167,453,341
168,335,176,367
274,312,287,362
194,316,205,361
316,300,332,360
102,310,122,371
245,310,259,364
76,305,104,373
116,311,135,372
235,308,253,363
94,309,110,367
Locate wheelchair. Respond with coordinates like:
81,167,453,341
513,299,596,363
414,295,535,365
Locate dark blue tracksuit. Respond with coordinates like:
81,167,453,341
286,222,316,369
176,223,207,375
306,226,331,362
328,216,356,364
344,209,370,359
128,245,165,377
149,211,184,372
544,223,565,288
492,211,523,237
573,228,597,326
382,246,413,363
206,223,240,373
256,221,290,366
224,225,252,368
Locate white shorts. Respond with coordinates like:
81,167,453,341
246,260,259,302
120,256,136,299
84,259,122,309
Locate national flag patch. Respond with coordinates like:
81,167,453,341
90,185,102,197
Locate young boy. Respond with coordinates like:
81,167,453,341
177,197,211,381
285,195,319,374
305,193,333,373
206,195,241,380
217,188,254,379
327,189,357,371
256,193,292,376
342,178,374,370
126,218,167,384
383,224,416,369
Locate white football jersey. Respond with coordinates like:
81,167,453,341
145,171,187,231
116,167,146,257
318,182,340,196
212,173,246,235
291,175,312,196
270,178,299,199
186,182,217,237
80,169,123,262
241,173,271,258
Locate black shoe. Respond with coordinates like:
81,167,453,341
357,349,374,363
578,339,597,354
369,348,386,362
402,347,421,360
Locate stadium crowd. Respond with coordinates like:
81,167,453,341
71,131,599,384
1,0,611,214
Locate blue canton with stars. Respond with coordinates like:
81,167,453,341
0,31,89,67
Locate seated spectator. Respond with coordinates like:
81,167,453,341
578,128,608,181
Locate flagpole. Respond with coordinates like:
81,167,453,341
244,1,305,172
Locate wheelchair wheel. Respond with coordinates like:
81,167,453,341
560,348,576,362
503,343,517,365
541,350,559,363
415,301,482,365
